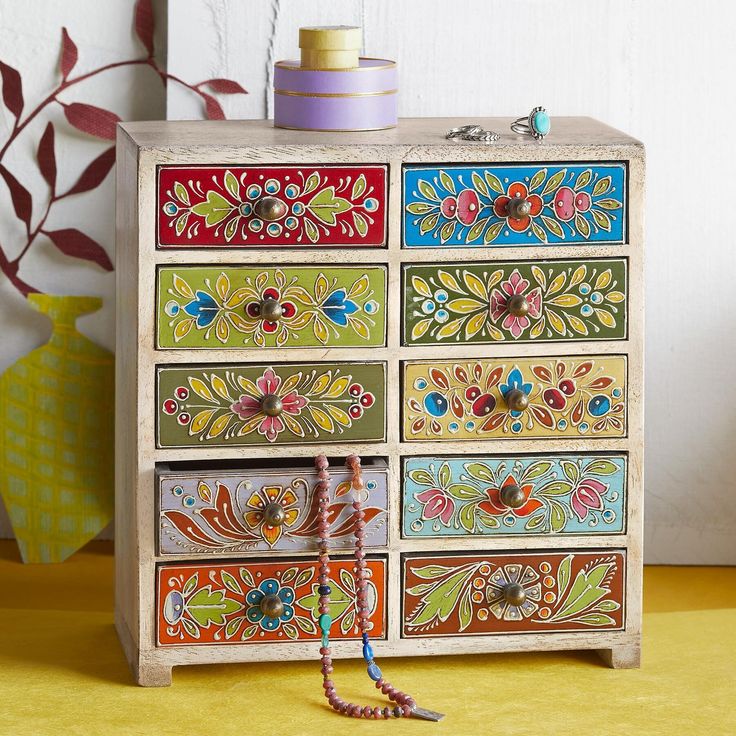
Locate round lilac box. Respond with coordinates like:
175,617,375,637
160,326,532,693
273,58,398,131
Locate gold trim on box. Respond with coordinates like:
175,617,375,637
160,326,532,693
274,88,398,99
273,123,398,132
274,57,397,73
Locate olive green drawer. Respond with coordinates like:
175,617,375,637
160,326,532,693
157,265,386,349
403,258,626,345
157,362,386,448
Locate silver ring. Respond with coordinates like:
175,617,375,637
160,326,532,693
446,124,499,144
445,124,483,139
511,106,550,142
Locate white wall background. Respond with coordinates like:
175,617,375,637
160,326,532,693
166,0,736,564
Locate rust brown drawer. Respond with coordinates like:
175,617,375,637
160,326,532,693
157,556,387,646
402,550,625,637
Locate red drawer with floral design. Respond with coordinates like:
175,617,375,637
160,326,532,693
402,550,625,638
157,557,386,646
158,165,387,248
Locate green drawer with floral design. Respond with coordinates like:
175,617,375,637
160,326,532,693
157,362,386,448
403,258,627,345
157,265,386,349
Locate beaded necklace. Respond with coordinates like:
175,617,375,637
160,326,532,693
314,454,444,721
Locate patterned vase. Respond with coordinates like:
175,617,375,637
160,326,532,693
0,295,114,563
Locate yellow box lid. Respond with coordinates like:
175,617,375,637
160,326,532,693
299,26,362,51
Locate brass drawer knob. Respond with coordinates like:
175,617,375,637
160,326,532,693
259,297,284,322
503,582,527,606
499,483,526,509
505,388,529,412
506,197,532,221
254,196,288,222
260,593,285,618
506,294,529,317
263,502,286,526
261,394,284,417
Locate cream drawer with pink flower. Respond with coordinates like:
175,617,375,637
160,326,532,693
402,163,626,247
402,454,626,538
157,459,388,556
403,259,627,345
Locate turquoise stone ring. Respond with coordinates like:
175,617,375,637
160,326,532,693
511,106,550,142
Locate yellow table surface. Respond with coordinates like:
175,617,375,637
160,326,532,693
1,541,734,736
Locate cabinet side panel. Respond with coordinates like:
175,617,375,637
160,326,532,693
115,130,141,657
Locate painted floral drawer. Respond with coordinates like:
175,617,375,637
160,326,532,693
157,557,386,646
403,454,626,537
158,460,389,555
157,265,386,349
403,163,625,247
403,258,626,345
158,363,386,448
403,355,626,440
402,550,625,637
158,165,387,248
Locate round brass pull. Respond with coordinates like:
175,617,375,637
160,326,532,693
505,388,529,412
259,297,284,322
260,593,285,618
503,582,527,606
261,394,283,417
499,483,526,509
254,196,288,222
507,294,529,317
507,197,532,220
263,502,286,526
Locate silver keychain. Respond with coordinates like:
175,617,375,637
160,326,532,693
445,124,499,143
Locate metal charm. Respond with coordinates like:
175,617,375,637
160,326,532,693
411,705,446,721
445,123,499,144
511,106,550,142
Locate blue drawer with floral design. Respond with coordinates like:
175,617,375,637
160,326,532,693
402,454,626,538
402,163,626,247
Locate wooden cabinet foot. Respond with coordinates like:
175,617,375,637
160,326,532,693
134,663,173,687
596,644,640,669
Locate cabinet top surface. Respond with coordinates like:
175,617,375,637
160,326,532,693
120,116,643,153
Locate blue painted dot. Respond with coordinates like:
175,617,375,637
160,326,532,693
612,387,622,398
449,422,459,432
267,223,282,236
364,300,379,314
183,495,196,507
590,291,603,304
421,299,435,314
579,283,591,295
602,510,615,523
557,419,567,430
239,202,253,217
415,378,428,390
423,391,449,417
579,422,589,433
285,216,298,230
172,485,184,496
581,304,593,317
465,421,475,431
265,178,280,194
164,300,180,317
292,202,305,215
249,219,263,232
246,184,262,199
285,183,299,199
434,290,448,303
364,197,378,211
588,395,611,416
367,480,377,490
511,421,523,433
435,309,449,323
163,201,178,216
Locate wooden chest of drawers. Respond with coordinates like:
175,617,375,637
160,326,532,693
115,117,644,686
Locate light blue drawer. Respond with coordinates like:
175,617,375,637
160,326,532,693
402,163,626,247
402,454,626,537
